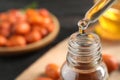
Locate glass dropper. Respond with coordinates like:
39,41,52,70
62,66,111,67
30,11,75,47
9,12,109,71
78,0,117,34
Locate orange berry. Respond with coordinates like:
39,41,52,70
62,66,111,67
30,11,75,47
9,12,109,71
0,21,11,29
8,13,16,24
6,40,14,47
0,35,7,46
7,35,26,47
26,30,42,43
16,13,27,23
26,9,43,24
33,26,48,38
102,54,119,73
0,29,10,37
7,9,21,24
0,13,8,21
46,23,55,33
42,17,52,26
0,21,11,37
45,64,59,80
40,27,48,37
38,8,50,17
15,22,31,35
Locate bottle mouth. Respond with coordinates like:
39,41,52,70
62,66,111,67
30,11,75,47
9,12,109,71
67,32,102,70
68,32,101,56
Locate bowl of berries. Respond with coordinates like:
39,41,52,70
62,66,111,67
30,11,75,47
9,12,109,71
0,8,60,55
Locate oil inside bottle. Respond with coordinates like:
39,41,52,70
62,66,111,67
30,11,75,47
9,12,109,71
61,63,108,80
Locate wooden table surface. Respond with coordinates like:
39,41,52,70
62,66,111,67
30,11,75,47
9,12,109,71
16,38,120,80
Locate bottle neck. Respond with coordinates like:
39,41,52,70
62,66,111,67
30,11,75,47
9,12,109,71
66,32,102,71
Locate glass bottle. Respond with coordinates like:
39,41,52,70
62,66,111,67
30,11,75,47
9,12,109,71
60,32,109,80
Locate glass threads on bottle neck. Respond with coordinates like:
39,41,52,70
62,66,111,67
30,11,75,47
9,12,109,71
67,32,102,71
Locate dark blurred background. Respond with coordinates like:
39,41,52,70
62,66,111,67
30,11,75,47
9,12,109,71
0,0,93,80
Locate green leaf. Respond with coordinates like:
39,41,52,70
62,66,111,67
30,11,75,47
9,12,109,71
24,2,38,10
